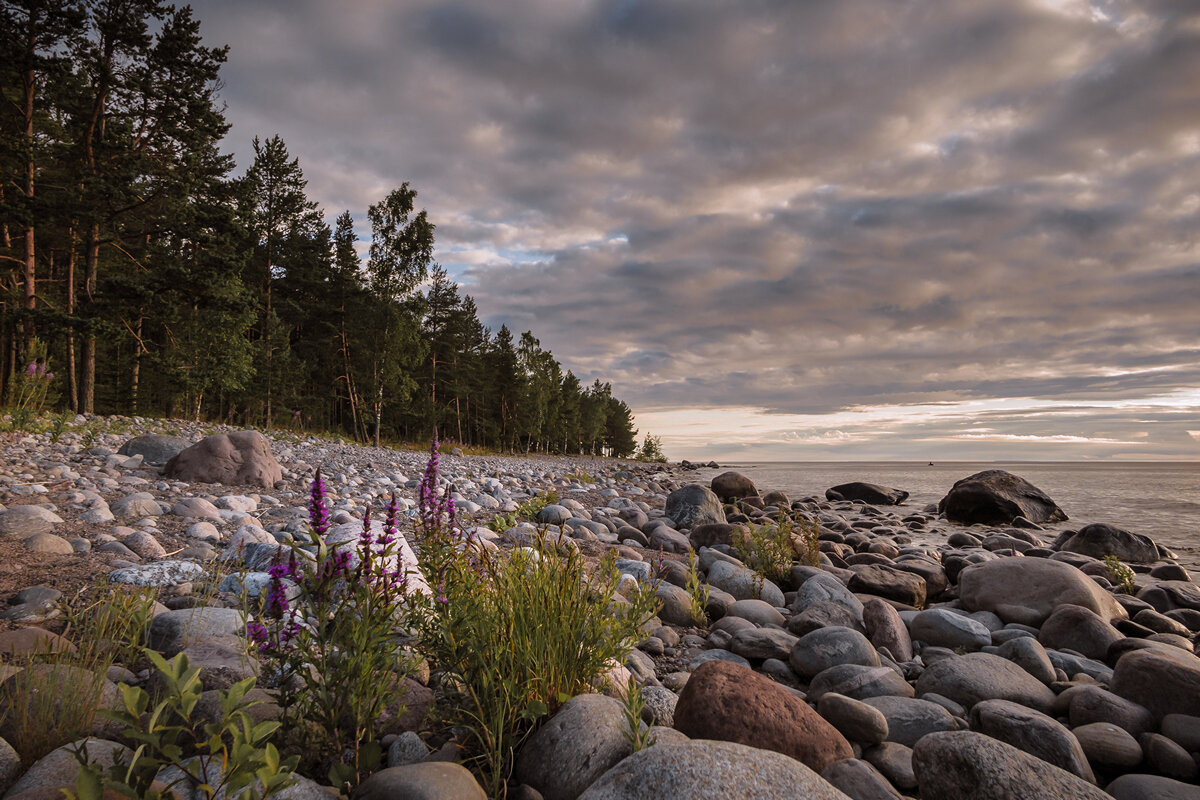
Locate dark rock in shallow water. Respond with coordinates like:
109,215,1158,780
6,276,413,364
1052,523,1161,563
826,482,909,506
937,469,1067,525
710,471,759,503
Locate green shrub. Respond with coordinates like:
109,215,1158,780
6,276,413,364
410,440,659,796
1104,554,1137,594
67,651,296,800
683,554,710,628
619,677,656,753
733,513,797,585
563,471,595,484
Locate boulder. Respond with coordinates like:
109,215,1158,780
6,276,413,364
664,485,726,528
1105,774,1200,800
118,434,190,465
688,523,742,549
673,660,853,772
577,740,853,800
957,557,1127,626
1037,604,1123,661
863,598,913,662
861,695,957,748
352,762,485,800
0,505,63,537
705,560,784,606
848,565,926,608
909,609,991,651
164,431,282,488
937,470,1067,525
817,693,890,745
146,607,246,656
1072,722,1143,769
912,731,1110,800
1052,523,1160,564
1067,685,1156,739
807,664,915,703
821,759,902,800
826,483,909,506
710,472,758,503
1111,648,1200,721
913,653,1056,713
514,694,632,800
789,626,880,680
969,699,1094,783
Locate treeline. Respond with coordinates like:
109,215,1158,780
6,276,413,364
0,1,641,456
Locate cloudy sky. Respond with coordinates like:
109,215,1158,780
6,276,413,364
189,0,1200,462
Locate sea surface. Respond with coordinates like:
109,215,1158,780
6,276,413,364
686,461,1200,571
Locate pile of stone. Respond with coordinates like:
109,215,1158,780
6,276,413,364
1,418,1199,800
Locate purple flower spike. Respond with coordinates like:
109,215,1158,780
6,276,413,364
309,468,331,537
23,363,36,376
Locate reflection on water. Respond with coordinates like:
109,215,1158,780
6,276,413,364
689,461,1200,570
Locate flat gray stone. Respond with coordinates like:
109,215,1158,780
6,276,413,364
0,505,63,537
109,560,205,588
577,740,853,800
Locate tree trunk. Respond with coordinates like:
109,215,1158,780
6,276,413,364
81,224,99,414
130,313,143,413
20,20,37,355
66,226,78,411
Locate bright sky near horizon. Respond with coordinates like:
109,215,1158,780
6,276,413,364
188,0,1200,462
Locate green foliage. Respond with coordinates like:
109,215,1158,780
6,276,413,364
67,651,296,800
564,471,595,484
62,581,159,673
684,554,711,628
1104,554,1137,594
734,514,797,585
413,531,660,796
635,434,667,464
618,677,657,753
0,582,160,765
794,515,821,567
486,490,562,534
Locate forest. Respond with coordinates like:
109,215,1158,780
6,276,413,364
0,1,644,457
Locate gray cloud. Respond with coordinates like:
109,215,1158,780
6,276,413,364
189,0,1200,459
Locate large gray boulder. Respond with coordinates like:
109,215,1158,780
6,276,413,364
1052,523,1161,563
578,740,853,800
912,731,1110,800
937,470,1067,525
0,505,63,537
826,483,908,506
664,485,726,529
118,434,190,465
514,694,632,800
1111,648,1200,722
913,653,1056,713
957,557,1127,626
164,431,282,488
970,699,1094,783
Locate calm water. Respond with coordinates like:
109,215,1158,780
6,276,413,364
689,461,1200,569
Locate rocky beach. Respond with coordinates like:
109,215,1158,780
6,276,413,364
1,416,1199,799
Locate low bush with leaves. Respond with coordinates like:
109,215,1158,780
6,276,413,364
410,438,660,797
68,651,296,800
1104,554,1137,594
618,677,656,752
486,489,562,534
733,513,798,585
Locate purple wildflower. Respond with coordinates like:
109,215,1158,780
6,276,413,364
44,372,53,380
309,468,330,537
23,362,36,376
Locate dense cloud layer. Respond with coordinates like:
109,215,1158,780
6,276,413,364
190,0,1200,459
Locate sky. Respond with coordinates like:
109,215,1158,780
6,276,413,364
187,0,1200,462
